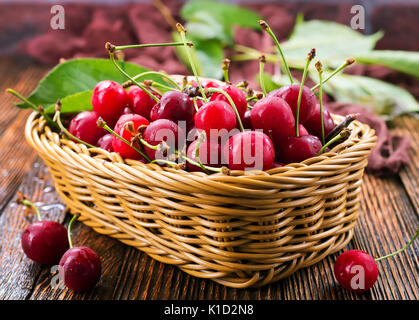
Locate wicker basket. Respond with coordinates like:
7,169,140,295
24,101,376,288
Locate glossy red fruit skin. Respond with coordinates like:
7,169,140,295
194,101,237,138
191,80,220,89
186,139,222,172
250,97,295,148
210,84,247,120
143,119,183,161
96,133,114,152
280,135,322,164
298,124,309,136
91,80,128,126
150,91,195,128
68,111,106,146
242,109,253,130
21,221,69,265
127,86,159,120
112,114,149,160
303,104,335,140
59,246,101,292
122,106,133,115
268,84,315,124
223,131,275,171
334,250,378,293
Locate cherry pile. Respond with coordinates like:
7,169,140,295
18,194,101,292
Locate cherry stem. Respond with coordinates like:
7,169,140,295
296,49,315,137
192,98,199,112
317,129,350,156
7,88,57,130
129,71,181,90
181,155,227,173
195,132,210,174
222,58,230,84
374,229,419,262
325,113,358,143
107,41,187,53
17,193,42,221
311,58,355,91
53,108,96,148
206,87,244,132
259,55,267,96
108,52,159,103
316,61,325,145
97,118,152,162
67,214,78,249
259,20,293,85
176,23,208,103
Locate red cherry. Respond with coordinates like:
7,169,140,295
303,104,335,140
192,80,220,89
92,80,128,126
210,84,247,120
186,138,222,172
334,250,378,293
150,91,195,129
280,135,322,163
112,114,149,160
250,96,295,148
127,86,159,120
143,119,183,161
242,109,253,130
96,133,114,152
268,84,315,124
298,124,309,136
122,106,133,115
21,221,69,265
223,131,275,171
194,101,237,138
59,246,101,291
68,111,106,145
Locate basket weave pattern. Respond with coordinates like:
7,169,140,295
25,111,376,288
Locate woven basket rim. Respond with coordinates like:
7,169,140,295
25,110,377,181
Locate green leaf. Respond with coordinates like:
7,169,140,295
282,18,383,68
181,0,261,31
321,72,419,118
356,50,419,79
45,90,93,114
185,11,232,45
17,58,160,110
172,32,224,79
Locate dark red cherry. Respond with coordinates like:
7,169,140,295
92,80,128,126
223,131,275,171
150,91,195,129
210,84,247,120
21,221,69,265
242,109,253,130
143,119,183,161
127,86,159,120
96,133,113,152
268,84,315,124
303,104,335,139
59,246,101,291
250,96,295,148
280,135,322,163
334,250,378,293
194,101,237,138
68,111,106,145
186,139,222,172
112,114,149,160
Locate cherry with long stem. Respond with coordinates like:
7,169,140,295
205,87,245,132
315,61,326,145
176,23,208,103
295,48,315,137
311,58,355,91
259,20,293,85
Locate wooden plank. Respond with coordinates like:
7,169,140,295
391,116,419,214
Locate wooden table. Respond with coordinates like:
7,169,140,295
0,56,417,300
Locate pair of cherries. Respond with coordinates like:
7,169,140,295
19,196,101,292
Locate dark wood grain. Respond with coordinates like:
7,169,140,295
0,57,417,300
